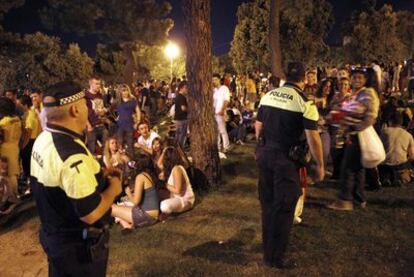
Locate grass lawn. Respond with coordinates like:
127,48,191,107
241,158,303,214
107,143,414,276
0,142,412,276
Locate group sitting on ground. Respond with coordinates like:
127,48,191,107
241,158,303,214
107,133,195,230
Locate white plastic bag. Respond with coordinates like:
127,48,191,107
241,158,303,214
358,126,386,168
168,104,175,118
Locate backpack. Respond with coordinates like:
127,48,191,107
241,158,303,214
186,165,209,194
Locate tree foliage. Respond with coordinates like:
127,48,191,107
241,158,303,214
230,0,270,73
41,0,173,45
230,0,334,73
0,32,93,90
41,0,174,84
134,44,186,81
396,10,414,59
95,44,127,84
95,43,186,83
281,0,334,65
344,4,405,64
212,54,236,75
0,0,25,19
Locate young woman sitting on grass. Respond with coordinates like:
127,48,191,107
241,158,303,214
158,146,195,216
103,137,130,170
111,154,159,229
151,137,164,165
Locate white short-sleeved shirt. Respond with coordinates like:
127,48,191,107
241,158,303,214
232,107,243,124
213,85,231,114
137,131,160,149
381,126,414,166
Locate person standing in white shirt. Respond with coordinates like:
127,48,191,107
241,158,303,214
372,61,383,92
212,73,231,152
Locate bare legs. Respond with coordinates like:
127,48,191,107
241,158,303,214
111,204,133,229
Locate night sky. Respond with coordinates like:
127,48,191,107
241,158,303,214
3,0,414,56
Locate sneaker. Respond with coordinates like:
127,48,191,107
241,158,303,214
293,216,302,225
24,188,32,195
236,140,245,145
218,152,227,159
359,201,367,209
223,145,233,153
325,170,333,178
326,200,354,211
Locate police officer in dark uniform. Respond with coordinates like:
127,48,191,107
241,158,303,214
255,62,324,269
30,81,122,276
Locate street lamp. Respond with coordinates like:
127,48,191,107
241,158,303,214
164,42,180,81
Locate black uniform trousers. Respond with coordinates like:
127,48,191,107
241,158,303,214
339,135,366,203
40,229,108,277
256,147,301,264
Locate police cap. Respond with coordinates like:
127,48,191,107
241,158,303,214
43,81,84,107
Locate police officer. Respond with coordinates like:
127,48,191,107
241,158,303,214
30,81,122,276
255,62,324,269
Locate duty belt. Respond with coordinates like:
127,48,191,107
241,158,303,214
42,224,109,240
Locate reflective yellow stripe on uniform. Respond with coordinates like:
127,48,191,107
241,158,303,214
61,152,100,199
259,86,319,122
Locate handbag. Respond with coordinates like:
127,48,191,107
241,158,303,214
358,125,386,168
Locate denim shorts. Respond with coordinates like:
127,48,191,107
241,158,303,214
131,206,157,227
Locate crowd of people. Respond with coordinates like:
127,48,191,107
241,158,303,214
254,59,414,269
302,60,414,211
0,77,201,228
0,57,413,273
0,58,413,218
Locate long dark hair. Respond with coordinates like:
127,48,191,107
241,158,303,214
162,146,184,179
133,153,156,183
151,137,163,154
315,78,334,103
0,97,16,119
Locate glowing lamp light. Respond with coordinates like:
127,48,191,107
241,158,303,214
165,42,180,80
165,42,180,59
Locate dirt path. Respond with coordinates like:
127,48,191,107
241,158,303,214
0,207,47,277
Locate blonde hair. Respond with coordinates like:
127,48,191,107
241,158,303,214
117,84,135,101
103,137,118,168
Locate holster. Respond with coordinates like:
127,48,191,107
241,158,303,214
83,227,109,262
288,142,311,167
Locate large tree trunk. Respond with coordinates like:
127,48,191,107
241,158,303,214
183,0,220,187
269,0,285,79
